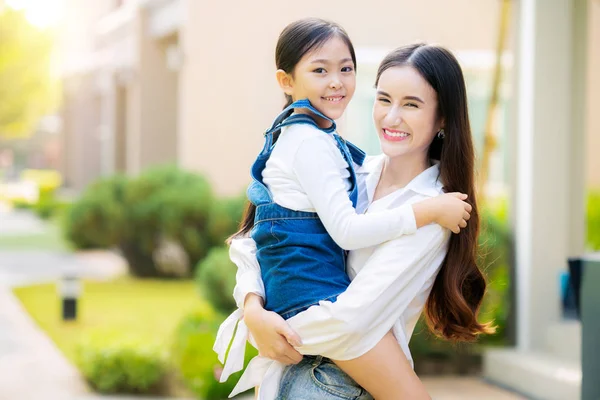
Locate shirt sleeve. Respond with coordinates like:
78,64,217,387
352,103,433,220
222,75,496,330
292,136,417,250
230,237,265,310
286,223,451,360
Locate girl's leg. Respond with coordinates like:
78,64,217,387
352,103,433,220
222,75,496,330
277,356,370,400
333,331,430,400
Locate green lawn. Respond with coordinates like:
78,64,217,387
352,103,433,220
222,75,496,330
0,222,70,251
13,277,206,364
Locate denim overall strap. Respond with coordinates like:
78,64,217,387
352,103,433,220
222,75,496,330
266,100,365,166
259,99,336,156
345,140,366,167
332,134,359,207
271,99,336,133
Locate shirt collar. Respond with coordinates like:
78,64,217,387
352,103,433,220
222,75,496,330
357,154,444,199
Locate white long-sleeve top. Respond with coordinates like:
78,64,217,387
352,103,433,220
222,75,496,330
261,123,416,250
214,155,451,399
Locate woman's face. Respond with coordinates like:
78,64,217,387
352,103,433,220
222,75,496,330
372,65,442,161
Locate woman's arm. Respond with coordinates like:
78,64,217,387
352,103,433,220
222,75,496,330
241,224,448,398
288,223,450,358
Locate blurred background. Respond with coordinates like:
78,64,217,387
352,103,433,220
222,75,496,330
0,0,599,399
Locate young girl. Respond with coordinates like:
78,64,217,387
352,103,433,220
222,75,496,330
217,19,472,397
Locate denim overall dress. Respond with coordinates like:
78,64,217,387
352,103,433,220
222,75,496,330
247,99,366,320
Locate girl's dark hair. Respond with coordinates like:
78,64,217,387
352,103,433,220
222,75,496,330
229,18,356,243
375,44,495,342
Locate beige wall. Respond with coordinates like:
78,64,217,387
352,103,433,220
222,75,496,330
59,0,179,184
587,0,600,189
61,74,103,189
58,0,115,76
178,0,505,195
127,10,179,174
60,0,598,193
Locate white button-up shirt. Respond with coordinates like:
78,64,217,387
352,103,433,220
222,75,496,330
262,123,417,249
214,155,451,399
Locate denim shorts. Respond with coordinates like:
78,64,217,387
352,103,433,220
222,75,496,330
276,355,373,400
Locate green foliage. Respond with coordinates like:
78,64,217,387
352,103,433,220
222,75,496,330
20,169,62,198
0,8,58,138
63,166,216,278
587,189,600,251
206,194,247,247
196,247,238,314
171,309,257,400
121,166,214,278
32,195,69,220
11,198,33,209
477,203,511,344
63,175,128,249
76,331,167,394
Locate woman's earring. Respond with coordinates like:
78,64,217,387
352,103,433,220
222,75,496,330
437,129,445,139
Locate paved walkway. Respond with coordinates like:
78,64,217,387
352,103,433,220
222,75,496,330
0,286,89,399
0,208,46,236
0,207,526,399
422,376,526,399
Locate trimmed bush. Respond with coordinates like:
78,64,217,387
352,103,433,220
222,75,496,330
171,309,257,400
11,198,33,209
76,331,167,394
121,166,214,277
63,175,128,250
196,246,238,314
206,194,247,247
63,166,216,278
33,196,70,220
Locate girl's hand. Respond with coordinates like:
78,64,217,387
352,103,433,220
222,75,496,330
243,294,303,365
413,193,471,233
431,192,471,233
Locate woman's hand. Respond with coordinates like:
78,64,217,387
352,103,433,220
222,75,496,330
243,294,303,365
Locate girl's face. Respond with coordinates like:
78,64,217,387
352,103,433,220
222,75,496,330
282,36,356,121
373,65,442,162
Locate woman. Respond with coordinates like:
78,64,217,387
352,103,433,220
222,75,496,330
216,43,494,399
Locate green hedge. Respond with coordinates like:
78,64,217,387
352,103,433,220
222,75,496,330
206,194,246,247
63,175,128,250
120,166,214,278
76,331,167,394
196,246,238,314
171,309,257,400
32,195,70,220
63,166,247,278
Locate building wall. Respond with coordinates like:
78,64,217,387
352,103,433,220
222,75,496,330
178,0,505,195
61,74,103,189
128,10,179,174
59,0,598,194
587,0,600,188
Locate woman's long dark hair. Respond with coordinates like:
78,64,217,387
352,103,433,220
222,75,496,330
375,44,495,341
228,18,356,243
